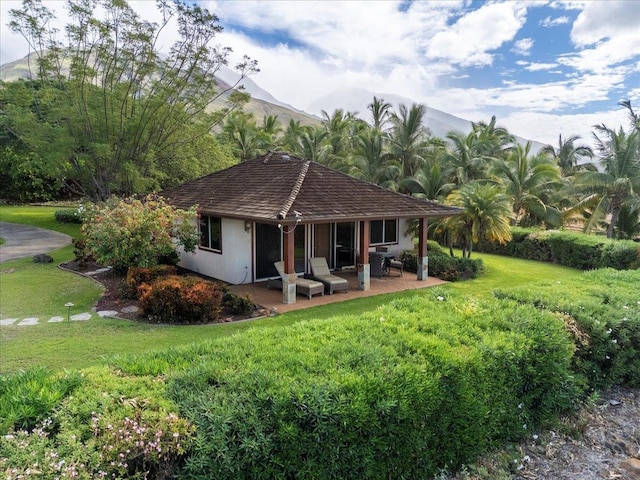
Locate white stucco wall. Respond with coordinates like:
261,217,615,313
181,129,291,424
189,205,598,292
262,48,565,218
178,218,252,284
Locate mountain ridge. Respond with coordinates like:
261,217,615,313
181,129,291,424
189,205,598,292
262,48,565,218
1,53,545,151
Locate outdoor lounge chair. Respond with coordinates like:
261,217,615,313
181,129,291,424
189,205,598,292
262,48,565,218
308,257,349,294
267,261,324,300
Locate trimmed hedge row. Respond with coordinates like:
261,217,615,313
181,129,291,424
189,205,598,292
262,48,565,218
476,228,640,270
494,268,640,390
111,290,578,479
403,240,484,281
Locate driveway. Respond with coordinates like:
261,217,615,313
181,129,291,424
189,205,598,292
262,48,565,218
0,222,72,263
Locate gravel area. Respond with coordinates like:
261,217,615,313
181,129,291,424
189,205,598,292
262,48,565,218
514,388,640,480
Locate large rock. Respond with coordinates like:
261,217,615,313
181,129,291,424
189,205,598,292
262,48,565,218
33,253,53,263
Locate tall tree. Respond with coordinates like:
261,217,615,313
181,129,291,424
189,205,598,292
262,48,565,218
443,182,512,258
490,142,562,226
443,130,495,184
387,103,429,180
350,128,400,188
5,0,257,201
573,127,640,238
541,134,594,176
367,96,392,132
471,115,514,159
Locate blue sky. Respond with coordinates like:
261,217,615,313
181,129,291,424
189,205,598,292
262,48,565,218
2,0,639,146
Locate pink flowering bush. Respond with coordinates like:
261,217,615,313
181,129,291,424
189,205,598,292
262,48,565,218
81,195,198,273
0,367,194,480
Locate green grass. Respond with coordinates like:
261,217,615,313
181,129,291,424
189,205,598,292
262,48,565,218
0,205,584,373
0,205,84,238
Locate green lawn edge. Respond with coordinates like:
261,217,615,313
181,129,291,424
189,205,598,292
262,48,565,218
0,205,583,373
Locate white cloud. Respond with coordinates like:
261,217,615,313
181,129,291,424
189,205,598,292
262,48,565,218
512,38,534,56
523,62,559,71
1,0,638,150
500,109,629,148
426,2,527,66
571,0,640,46
540,15,569,27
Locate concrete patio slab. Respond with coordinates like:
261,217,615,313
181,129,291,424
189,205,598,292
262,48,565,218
229,269,447,315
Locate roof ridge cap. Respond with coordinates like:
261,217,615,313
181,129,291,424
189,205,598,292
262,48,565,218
278,160,310,220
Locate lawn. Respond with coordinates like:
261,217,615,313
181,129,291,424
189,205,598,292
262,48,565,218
0,205,584,373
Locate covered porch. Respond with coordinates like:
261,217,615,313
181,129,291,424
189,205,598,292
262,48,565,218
229,267,447,314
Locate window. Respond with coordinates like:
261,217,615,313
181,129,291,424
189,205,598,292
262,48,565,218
199,215,222,252
370,219,398,245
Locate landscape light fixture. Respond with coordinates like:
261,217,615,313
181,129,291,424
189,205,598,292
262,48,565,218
65,302,74,322
244,220,251,232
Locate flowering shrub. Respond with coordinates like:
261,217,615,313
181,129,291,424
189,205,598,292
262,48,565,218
1,365,194,480
81,195,198,273
123,265,178,299
138,275,224,324
91,412,192,479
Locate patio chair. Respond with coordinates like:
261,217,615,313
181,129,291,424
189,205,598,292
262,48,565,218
375,247,403,277
308,257,349,294
267,261,324,300
369,252,387,277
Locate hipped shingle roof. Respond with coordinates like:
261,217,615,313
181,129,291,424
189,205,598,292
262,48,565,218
160,152,461,224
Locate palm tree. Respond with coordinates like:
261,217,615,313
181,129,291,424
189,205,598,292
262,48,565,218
471,115,514,159
443,130,495,184
368,96,392,131
541,134,594,176
292,125,331,164
442,182,512,258
400,152,455,201
222,111,267,162
282,119,304,152
490,142,562,226
350,128,399,186
573,127,640,238
260,115,283,151
387,103,429,180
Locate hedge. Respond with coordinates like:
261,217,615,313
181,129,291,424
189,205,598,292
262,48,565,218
494,268,640,390
138,290,579,479
476,228,639,270
402,241,484,281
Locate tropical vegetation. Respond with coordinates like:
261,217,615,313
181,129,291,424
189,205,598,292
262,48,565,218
2,1,639,246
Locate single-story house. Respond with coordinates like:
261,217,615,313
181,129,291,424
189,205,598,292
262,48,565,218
160,151,462,303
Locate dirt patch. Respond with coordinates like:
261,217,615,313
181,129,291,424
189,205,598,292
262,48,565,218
444,387,640,480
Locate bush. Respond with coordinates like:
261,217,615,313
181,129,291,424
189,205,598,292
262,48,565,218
81,194,198,273
72,238,94,269
494,268,640,389
0,368,83,435
124,265,178,299
138,275,224,324
477,228,639,270
158,291,579,479
223,292,255,316
402,245,484,281
54,208,83,224
0,366,194,480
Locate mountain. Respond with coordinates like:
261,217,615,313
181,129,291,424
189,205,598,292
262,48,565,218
308,87,546,152
0,54,321,128
1,54,544,150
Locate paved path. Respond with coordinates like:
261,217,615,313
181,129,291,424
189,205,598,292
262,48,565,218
0,221,72,263
0,222,136,325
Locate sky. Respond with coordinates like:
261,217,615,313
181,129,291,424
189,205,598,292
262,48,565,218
1,0,639,148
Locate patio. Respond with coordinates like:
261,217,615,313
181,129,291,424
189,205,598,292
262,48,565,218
229,270,447,314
